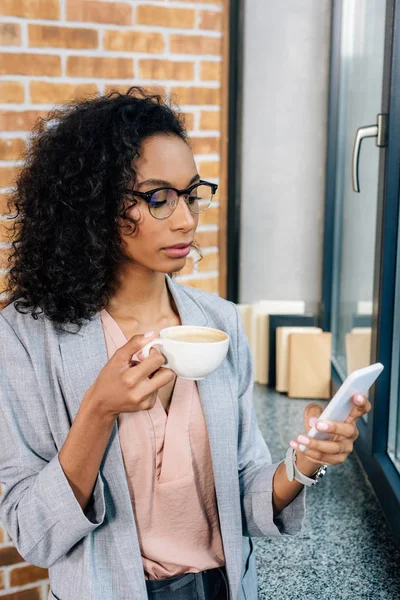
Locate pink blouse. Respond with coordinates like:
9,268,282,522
100,309,225,580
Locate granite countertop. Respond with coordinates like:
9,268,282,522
253,384,400,600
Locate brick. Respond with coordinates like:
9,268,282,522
0,23,21,46
0,248,13,269
175,0,218,3
196,229,218,248
197,161,219,178
200,61,221,81
0,218,17,243
181,112,195,130
104,84,166,98
10,564,48,587
0,139,26,161
136,5,195,29
29,25,98,50
199,10,222,31
189,136,219,155
0,569,4,589
0,82,25,103
0,526,4,543
67,0,132,25
0,54,61,77
0,111,46,131
200,110,220,130
170,35,221,56
0,545,24,566
67,56,132,79
199,205,219,227
183,277,218,293
31,81,98,104
0,588,42,600
0,167,19,189
197,251,218,272
103,31,164,53
0,193,14,214
0,0,60,20
171,87,220,106
138,60,194,81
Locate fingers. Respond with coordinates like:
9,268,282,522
117,331,157,365
303,402,324,432
311,420,358,440
297,448,349,465
293,434,353,456
128,348,167,382
138,367,175,398
128,368,175,410
345,394,372,423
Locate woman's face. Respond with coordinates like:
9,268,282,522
120,134,199,274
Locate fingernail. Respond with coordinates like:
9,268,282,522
298,435,309,445
355,394,364,404
316,421,329,431
144,330,155,338
290,440,298,449
308,417,318,427
137,351,144,360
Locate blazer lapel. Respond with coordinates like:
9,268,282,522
59,315,148,598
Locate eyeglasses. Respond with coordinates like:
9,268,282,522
124,180,218,220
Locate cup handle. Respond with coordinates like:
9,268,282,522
141,338,170,368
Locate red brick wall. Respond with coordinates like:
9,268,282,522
0,1,226,596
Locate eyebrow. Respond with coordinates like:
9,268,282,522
137,174,200,189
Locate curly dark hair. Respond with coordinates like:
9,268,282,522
2,86,200,332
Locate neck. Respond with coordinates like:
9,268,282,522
106,262,173,324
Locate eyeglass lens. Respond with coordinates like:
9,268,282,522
149,184,213,219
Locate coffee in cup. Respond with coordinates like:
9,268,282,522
141,325,229,380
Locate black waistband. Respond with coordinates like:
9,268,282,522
146,566,228,596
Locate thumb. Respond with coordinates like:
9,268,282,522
303,402,324,432
117,330,156,364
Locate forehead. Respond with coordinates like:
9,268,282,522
135,134,197,186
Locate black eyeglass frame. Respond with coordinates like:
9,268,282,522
124,179,218,219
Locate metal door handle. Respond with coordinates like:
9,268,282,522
352,113,387,192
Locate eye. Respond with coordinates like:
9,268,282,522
149,189,169,208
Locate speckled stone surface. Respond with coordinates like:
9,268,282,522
253,384,400,600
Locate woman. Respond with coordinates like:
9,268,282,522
0,88,369,600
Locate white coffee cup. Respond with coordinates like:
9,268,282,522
141,325,229,380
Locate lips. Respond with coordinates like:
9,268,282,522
163,242,192,258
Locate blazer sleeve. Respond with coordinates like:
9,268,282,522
0,314,106,568
230,303,307,538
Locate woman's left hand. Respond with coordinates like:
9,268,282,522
289,394,372,469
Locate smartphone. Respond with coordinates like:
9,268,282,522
298,362,384,451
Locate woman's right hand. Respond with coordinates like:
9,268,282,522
84,332,175,421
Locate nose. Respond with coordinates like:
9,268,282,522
170,194,197,231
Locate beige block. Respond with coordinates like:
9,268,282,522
346,328,372,374
288,332,332,399
255,313,270,384
276,327,322,392
249,300,305,384
357,301,373,315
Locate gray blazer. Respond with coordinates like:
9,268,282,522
0,275,306,600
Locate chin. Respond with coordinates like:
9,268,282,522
153,257,187,274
